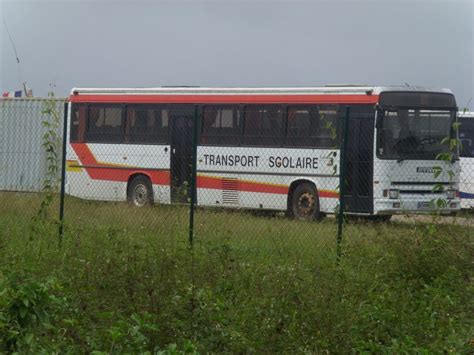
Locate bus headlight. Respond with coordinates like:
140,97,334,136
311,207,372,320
389,189,399,199
446,189,456,200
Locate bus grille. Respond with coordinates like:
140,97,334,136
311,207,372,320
222,178,239,205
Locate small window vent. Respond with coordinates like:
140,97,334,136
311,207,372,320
222,178,239,205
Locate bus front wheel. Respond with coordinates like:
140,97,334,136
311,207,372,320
290,183,321,220
127,175,153,207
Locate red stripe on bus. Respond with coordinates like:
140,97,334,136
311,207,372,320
70,144,339,198
197,175,289,194
197,175,339,198
70,143,170,185
240,180,289,195
69,94,379,104
318,190,339,199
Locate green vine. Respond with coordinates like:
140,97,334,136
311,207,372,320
31,93,62,232
431,118,460,210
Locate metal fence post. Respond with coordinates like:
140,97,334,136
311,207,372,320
58,101,68,243
337,106,350,261
188,105,199,248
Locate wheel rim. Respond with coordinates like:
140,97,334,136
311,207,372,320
133,184,148,207
297,192,315,217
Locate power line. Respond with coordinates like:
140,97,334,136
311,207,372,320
3,18,20,63
3,17,24,91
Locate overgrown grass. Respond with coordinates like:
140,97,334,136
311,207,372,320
0,192,473,353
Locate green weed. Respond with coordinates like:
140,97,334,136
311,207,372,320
0,192,472,353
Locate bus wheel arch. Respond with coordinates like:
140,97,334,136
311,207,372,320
127,173,154,207
287,180,322,220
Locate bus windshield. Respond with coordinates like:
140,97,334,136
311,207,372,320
377,109,456,160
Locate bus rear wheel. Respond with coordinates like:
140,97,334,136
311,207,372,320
127,175,153,207
290,183,321,220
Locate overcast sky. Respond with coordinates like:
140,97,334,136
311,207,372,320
1,0,473,108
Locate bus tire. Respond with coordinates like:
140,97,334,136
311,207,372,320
127,175,154,207
290,182,321,220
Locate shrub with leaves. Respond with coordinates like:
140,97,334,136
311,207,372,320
0,274,70,353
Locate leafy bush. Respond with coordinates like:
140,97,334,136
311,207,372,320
0,193,472,353
0,275,69,352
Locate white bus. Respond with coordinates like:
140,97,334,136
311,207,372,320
66,86,460,220
459,111,474,209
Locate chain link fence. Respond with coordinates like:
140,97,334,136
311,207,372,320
1,96,473,250
62,104,191,252
459,111,474,210
0,97,65,221
1,95,473,352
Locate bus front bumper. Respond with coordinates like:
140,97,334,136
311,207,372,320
374,197,461,214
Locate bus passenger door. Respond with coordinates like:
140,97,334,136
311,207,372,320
170,108,194,203
344,106,374,214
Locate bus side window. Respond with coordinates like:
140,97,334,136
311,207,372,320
459,117,474,157
70,103,86,142
201,107,218,144
125,105,169,144
243,107,262,146
316,105,338,148
243,105,284,147
201,106,240,146
86,105,123,143
285,106,314,147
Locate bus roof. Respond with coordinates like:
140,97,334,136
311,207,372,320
69,86,454,105
71,86,453,96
